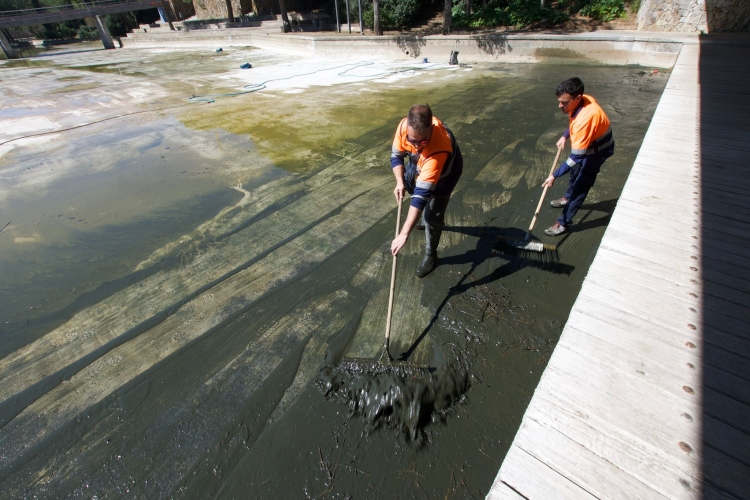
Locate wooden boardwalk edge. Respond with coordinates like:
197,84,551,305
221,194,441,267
488,39,750,500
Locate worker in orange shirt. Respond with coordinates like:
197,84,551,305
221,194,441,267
543,77,615,236
390,104,463,278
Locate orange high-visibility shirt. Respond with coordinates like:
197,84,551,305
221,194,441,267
390,117,458,208
569,94,612,156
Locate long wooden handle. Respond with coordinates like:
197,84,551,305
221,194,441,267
528,146,564,233
385,197,402,343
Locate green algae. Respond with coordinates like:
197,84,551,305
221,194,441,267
0,59,54,69
177,73,489,173
47,82,102,94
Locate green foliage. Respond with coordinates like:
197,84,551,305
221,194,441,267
38,20,80,39
0,0,28,11
451,0,568,29
363,0,422,30
76,25,98,39
577,0,626,20
105,13,134,37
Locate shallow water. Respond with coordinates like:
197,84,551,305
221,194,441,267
0,46,669,498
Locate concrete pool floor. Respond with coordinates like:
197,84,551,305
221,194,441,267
0,41,675,497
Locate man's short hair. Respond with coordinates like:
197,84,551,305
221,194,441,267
407,104,433,134
556,78,584,97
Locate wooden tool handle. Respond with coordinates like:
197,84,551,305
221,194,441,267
528,146,564,233
385,197,402,342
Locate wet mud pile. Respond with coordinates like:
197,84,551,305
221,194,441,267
317,342,471,443
0,47,670,498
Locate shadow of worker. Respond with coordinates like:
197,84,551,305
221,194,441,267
554,197,619,249
399,225,575,362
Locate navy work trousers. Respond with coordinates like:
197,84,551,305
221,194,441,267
557,154,608,228
404,153,462,254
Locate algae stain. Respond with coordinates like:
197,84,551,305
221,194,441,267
535,47,589,60
0,59,54,69
47,82,102,94
176,77,482,174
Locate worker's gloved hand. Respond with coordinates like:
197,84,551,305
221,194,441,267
391,234,407,256
556,136,566,150
542,175,555,188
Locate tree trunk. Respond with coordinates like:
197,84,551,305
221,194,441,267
279,0,290,32
224,0,234,22
373,0,382,35
465,0,471,17
161,0,175,30
481,0,487,17
443,0,451,34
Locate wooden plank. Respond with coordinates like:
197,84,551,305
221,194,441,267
537,356,749,498
615,199,750,240
486,480,527,500
704,363,750,406
559,324,750,442
703,385,750,435
588,259,750,327
571,282,700,346
525,395,712,500
498,445,598,500
574,289,750,379
703,414,750,466
594,246,698,286
702,445,750,500
603,223,750,273
529,387,746,500
585,263,750,344
538,348,701,457
561,323,699,406
595,245,749,294
600,211,750,258
513,417,667,500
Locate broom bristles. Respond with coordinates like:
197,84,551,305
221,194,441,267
336,356,431,377
495,236,557,253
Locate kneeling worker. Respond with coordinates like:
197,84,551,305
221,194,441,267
543,77,615,236
390,104,463,278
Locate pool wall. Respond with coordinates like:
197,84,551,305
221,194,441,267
122,32,683,68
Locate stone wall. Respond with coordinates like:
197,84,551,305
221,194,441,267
637,0,750,32
193,0,254,20
191,0,316,20
167,0,196,21
706,0,750,31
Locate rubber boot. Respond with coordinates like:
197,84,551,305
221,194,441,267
415,251,437,278
415,226,441,278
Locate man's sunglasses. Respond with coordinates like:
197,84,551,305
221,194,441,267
406,136,430,146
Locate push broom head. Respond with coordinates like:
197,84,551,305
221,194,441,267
495,235,557,254
493,234,559,266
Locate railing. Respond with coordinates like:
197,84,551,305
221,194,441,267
0,0,154,19
0,0,161,28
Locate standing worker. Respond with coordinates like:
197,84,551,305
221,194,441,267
390,104,463,278
542,77,615,236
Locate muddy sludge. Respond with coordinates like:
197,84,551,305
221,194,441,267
0,48,670,498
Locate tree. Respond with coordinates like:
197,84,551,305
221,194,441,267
279,0,290,32
224,0,234,22
372,0,382,35
442,0,451,34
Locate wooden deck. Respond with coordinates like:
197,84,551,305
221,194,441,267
488,40,750,499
